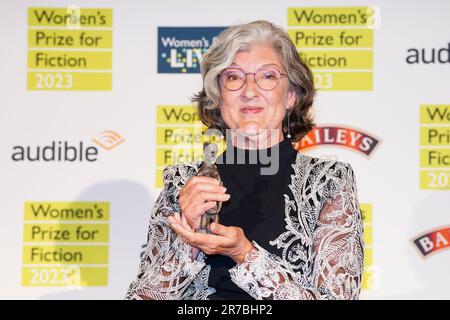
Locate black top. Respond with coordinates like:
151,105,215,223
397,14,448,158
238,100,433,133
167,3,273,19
206,138,298,300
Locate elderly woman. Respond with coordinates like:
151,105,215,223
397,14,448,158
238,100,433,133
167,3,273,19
126,20,364,300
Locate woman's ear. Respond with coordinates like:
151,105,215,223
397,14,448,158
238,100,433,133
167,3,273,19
287,89,297,110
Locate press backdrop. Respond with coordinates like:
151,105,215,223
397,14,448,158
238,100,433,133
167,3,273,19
1,0,449,299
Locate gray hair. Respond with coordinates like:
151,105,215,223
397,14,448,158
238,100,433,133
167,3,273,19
193,20,315,142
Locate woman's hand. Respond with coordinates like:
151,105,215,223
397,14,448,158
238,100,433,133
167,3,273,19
168,216,255,264
178,176,230,231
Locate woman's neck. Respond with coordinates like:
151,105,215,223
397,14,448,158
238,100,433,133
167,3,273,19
229,128,283,150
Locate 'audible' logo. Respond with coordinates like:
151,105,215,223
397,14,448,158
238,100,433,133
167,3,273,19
296,125,381,157
92,130,125,150
406,43,450,64
11,130,124,162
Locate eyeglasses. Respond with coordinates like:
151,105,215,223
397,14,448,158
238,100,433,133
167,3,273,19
219,68,287,91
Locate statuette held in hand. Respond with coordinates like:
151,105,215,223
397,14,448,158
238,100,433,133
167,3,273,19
196,142,222,234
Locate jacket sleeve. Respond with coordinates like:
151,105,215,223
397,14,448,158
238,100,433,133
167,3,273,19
228,162,364,300
125,164,205,300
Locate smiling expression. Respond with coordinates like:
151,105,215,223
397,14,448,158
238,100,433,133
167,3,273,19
219,43,296,143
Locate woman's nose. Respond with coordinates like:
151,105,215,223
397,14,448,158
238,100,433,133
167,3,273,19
242,74,259,99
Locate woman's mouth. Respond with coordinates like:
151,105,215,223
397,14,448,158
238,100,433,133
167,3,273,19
241,106,264,114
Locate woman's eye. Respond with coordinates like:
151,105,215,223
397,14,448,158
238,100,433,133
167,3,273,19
262,72,277,80
227,74,240,81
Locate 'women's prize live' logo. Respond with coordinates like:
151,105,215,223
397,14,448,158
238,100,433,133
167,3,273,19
157,27,225,73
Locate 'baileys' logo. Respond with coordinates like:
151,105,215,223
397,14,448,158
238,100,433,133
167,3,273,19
412,226,450,258
297,125,381,157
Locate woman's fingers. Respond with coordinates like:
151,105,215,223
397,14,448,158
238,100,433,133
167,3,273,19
197,191,230,202
178,176,230,230
169,218,234,254
181,176,221,194
182,192,230,217
172,212,182,224
183,182,226,195
180,213,193,231
169,217,209,244
179,178,227,209
200,201,219,213
170,218,254,262
185,176,221,187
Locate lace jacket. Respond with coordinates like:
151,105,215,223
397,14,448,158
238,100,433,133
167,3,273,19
125,152,364,300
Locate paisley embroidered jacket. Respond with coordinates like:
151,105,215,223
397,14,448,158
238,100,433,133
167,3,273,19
125,153,364,300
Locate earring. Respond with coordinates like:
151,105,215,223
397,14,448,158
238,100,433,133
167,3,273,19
286,112,291,139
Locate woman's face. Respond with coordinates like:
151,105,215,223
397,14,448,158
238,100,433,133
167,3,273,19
219,43,296,143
